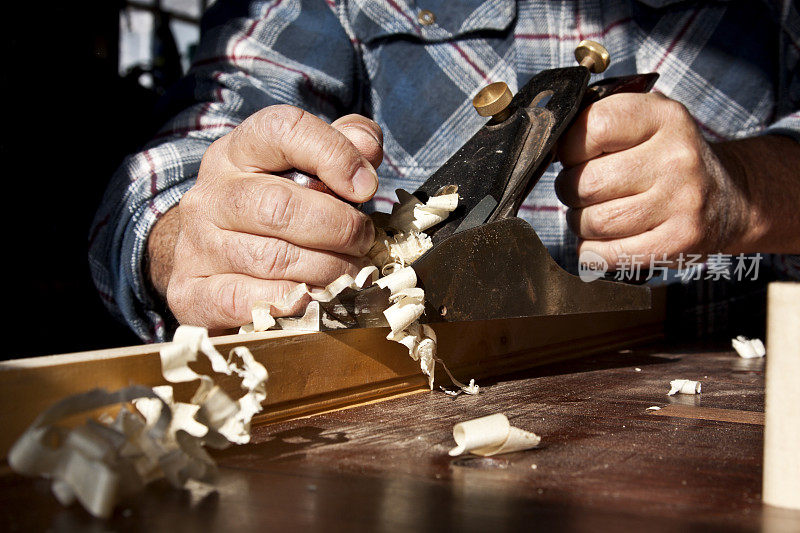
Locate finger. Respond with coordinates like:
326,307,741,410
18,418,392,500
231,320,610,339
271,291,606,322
555,146,655,208
225,105,379,202
578,230,665,270
566,191,667,240
173,275,309,329
331,114,384,170
198,228,370,284
558,92,667,167
205,174,375,256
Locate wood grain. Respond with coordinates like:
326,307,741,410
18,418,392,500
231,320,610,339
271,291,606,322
0,292,665,457
648,404,765,425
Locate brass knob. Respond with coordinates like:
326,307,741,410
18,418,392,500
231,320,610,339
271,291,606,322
574,40,610,73
472,81,513,121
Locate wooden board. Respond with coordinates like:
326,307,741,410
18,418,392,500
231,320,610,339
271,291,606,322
0,291,664,456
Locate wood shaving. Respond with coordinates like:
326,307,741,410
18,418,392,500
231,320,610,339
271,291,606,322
241,187,479,396
8,326,268,518
448,414,540,457
731,336,766,359
375,189,478,395
245,267,379,332
667,379,701,396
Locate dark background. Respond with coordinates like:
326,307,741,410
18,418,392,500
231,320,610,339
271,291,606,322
1,1,201,358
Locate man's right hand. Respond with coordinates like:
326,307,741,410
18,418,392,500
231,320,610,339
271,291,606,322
147,105,383,333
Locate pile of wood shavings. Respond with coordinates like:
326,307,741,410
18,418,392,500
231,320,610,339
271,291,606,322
241,187,478,395
8,326,267,518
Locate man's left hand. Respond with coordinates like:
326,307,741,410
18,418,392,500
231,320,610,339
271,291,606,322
555,92,750,268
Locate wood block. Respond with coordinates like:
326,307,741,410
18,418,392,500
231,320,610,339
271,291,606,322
763,282,800,509
0,291,664,457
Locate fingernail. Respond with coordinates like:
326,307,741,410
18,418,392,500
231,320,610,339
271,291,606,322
353,165,378,199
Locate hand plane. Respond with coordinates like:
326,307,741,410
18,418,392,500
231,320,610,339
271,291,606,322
288,41,658,331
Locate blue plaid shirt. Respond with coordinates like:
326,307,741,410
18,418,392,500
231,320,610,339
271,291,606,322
90,0,800,342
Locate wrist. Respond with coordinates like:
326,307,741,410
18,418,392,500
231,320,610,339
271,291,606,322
711,136,800,254
146,206,180,300
709,140,763,253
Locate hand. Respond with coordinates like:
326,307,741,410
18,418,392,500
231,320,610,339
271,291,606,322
555,92,751,269
151,105,383,332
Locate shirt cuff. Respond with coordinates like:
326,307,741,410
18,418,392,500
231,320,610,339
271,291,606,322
762,112,800,143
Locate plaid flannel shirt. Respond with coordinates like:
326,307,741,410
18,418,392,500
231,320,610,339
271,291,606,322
90,0,800,342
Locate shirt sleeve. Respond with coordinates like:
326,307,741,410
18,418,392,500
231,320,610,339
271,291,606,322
761,2,800,279
761,8,800,143
89,0,362,342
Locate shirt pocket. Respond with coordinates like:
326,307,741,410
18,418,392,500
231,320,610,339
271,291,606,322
347,0,516,44
348,1,517,168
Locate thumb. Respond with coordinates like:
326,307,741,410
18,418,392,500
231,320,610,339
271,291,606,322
331,114,384,171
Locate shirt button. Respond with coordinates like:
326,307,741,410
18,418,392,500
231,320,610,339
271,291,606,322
418,9,436,26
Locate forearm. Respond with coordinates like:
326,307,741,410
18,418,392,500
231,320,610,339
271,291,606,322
146,206,180,300
714,135,800,254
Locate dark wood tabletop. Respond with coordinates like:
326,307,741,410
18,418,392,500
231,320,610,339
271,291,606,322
2,343,799,532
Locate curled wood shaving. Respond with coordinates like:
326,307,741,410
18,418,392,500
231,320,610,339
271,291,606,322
388,190,460,233
448,413,541,457
667,379,701,395
244,267,379,333
8,327,268,518
731,336,766,359
241,187,479,396
376,189,478,395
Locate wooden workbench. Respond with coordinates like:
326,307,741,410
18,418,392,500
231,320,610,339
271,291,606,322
2,345,798,531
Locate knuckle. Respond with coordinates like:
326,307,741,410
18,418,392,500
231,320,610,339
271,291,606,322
589,105,615,147
262,238,298,278
679,182,706,215
257,104,305,143
198,138,227,178
166,278,190,321
210,278,246,324
179,187,202,217
664,98,690,119
669,142,702,174
317,134,360,174
334,208,373,254
578,167,605,204
254,181,296,231
203,138,225,163
594,203,618,234
608,239,632,264
584,207,605,237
